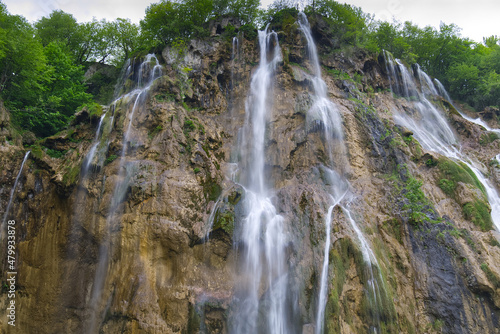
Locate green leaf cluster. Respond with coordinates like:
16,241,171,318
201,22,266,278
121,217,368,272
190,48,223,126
140,0,260,46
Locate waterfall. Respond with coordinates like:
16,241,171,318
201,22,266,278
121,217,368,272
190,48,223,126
299,13,388,333
231,27,291,334
1,151,30,240
82,112,107,176
384,52,500,231
434,78,500,136
86,54,162,334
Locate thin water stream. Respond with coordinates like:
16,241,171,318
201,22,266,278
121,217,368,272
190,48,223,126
86,54,162,333
299,13,387,333
384,51,500,230
1,151,30,240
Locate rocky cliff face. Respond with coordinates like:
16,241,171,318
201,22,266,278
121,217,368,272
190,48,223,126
1,15,500,334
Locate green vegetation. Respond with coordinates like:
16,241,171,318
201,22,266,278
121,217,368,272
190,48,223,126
104,154,118,165
148,125,163,140
437,158,485,196
438,178,455,196
479,132,499,146
140,0,260,46
2,0,499,140
213,208,235,234
463,200,492,231
402,175,434,225
326,237,397,333
0,4,138,137
62,164,81,186
46,148,67,159
489,236,500,247
85,102,104,118
480,263,500,288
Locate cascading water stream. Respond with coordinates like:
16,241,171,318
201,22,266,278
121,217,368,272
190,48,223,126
86,54,162,334
299,13,387,333
1,151,30,240
434,78,500,135
231,27,290,334
82,112,107,176
343,207,385,333
384,52,500,230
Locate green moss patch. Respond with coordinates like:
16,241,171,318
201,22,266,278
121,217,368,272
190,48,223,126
480,263,500,288
213,209,234,235
463,200,492,231
437,158,486,196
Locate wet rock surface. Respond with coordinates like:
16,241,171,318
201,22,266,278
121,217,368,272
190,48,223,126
0,15,499,334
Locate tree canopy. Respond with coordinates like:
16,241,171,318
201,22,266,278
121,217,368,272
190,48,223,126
1,0,499,139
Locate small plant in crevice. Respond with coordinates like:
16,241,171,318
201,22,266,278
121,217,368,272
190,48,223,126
104,154,118,165
489,236,500,247
148,125,163,140
463,200,492,231
45,148,67,159
480,262,500,288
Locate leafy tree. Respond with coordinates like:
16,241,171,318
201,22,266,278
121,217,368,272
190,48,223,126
371,21,410,59
0,10,46,107
42,41,91,116
446,62,480,101
312,0,372,47
35,10,80,47
141,1,184,45
114,18,140,61
228,0,261,25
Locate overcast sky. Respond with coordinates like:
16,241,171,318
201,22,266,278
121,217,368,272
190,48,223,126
3,0,499,43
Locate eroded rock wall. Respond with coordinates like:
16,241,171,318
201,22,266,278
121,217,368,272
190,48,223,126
0,16,499,334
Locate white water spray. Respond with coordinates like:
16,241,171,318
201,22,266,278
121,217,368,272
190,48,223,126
299,13,387,333
86,54,162,334
434,78,500,136
1,151,30,240
231,27,291,334
384,52,500,230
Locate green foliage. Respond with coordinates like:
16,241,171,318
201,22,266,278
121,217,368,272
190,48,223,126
62,164,80,186
149,125,163,139
265,3,298,27
489,236,500,247
45,148,66,159
29,144,43,159
437,158,485,196
463,200,492,231
309,0,373,48
0,11,46,106
184,119,196,132
140,0,260,47
239,24,257,40
425,158,438,167
438,179,455,196
104,154,118,165
213,209,235,234
85,69,118,104
10,107,69,138
35,10,80,50
193,167,201,174
402,176,429,225
83,102,104,118
43,42,92,115
35,10,140,65
447,63,480,100
480,263,500,288
479,132,499,146
326,68,351,81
